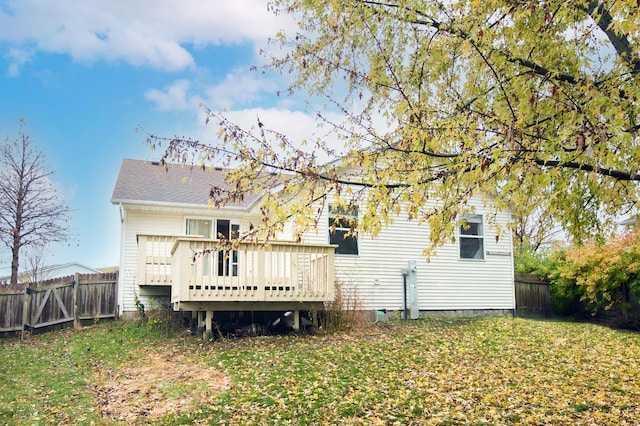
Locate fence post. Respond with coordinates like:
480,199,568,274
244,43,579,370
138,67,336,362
113,272,120,319
73,272,80,328
21,286,30,340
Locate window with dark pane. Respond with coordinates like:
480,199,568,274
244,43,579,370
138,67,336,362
329,204,359,255
459,214,484,260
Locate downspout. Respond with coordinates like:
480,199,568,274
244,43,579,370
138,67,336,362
401,267,408,320
407,260,419,319
117,203,126,317
509,224,516,318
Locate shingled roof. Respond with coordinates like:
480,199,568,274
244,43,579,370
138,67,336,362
111,159,261,209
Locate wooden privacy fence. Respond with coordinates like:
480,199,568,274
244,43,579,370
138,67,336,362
0,272,118,335
514,273,553,318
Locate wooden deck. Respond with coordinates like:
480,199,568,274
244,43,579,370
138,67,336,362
137,235,336,310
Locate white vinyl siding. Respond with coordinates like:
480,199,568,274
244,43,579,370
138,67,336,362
302,194,514,312
120,210,183,313
117,192,514,315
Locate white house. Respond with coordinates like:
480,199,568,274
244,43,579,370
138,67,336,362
111,159,515,331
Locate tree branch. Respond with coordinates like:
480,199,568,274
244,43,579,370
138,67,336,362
360,0,582,84
531,157,640,181
582,0,640,74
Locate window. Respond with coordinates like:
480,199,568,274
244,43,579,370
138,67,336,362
459,214,484,260
185,218,240,276
329,204,359,255
186,218,212,238
185,218,240,240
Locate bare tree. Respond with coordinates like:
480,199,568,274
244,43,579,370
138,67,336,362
20,244,51,286
0,123,71,284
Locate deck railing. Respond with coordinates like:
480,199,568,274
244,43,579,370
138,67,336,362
137,235,335,304
137,235,176,285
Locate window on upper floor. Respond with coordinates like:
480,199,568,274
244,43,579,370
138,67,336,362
186,218,240,240
186,218,213,238
459,214,484,260
185,218,240,276
328,204,359,255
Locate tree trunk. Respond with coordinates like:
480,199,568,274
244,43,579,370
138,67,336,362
10,232,20,285
10,194,23,285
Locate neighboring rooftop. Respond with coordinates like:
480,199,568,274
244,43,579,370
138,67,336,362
111,159,261,208
620,215,638,227
0,262,103,284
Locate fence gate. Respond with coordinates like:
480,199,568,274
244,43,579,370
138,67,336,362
23,282,75,330
514,273,553,318
0,272,118,336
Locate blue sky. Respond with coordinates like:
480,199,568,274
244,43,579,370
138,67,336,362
0,0,327,273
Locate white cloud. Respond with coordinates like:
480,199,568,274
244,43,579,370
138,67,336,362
5,47,33,76
204,70,278,110
0,0,294,71
145,80,196,111
190,107,350,163
53,180,77,203
146,68,279,112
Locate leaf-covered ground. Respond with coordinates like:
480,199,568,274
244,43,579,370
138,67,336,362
0,317,638,425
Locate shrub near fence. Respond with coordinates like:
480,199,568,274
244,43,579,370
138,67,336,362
0,272,118,336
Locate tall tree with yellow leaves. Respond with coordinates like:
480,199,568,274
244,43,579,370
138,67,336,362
151,0,640,251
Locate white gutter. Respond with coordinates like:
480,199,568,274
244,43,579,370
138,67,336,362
110,198,253,211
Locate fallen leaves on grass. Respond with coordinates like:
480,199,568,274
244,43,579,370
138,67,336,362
1,318,639,425
198,318,640,425
90,347,230,422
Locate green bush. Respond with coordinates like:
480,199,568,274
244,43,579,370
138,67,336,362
545,231,640,316
514,243,556,276
545,249,585,316
515,233,640,317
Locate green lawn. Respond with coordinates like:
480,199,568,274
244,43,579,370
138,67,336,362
1,317,638,425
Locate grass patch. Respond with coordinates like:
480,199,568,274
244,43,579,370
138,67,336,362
0,322,170,424
1,317,639,424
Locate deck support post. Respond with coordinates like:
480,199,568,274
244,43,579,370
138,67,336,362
293,310,300,331
203,310,213,341
197,311,205,330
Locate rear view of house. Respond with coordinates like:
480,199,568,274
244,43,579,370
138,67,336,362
111,159,515,334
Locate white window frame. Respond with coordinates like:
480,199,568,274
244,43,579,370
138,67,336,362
459,214,485,260
328,204,359,256
185,217,241,239
185,217,214,238
185,217,241,276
